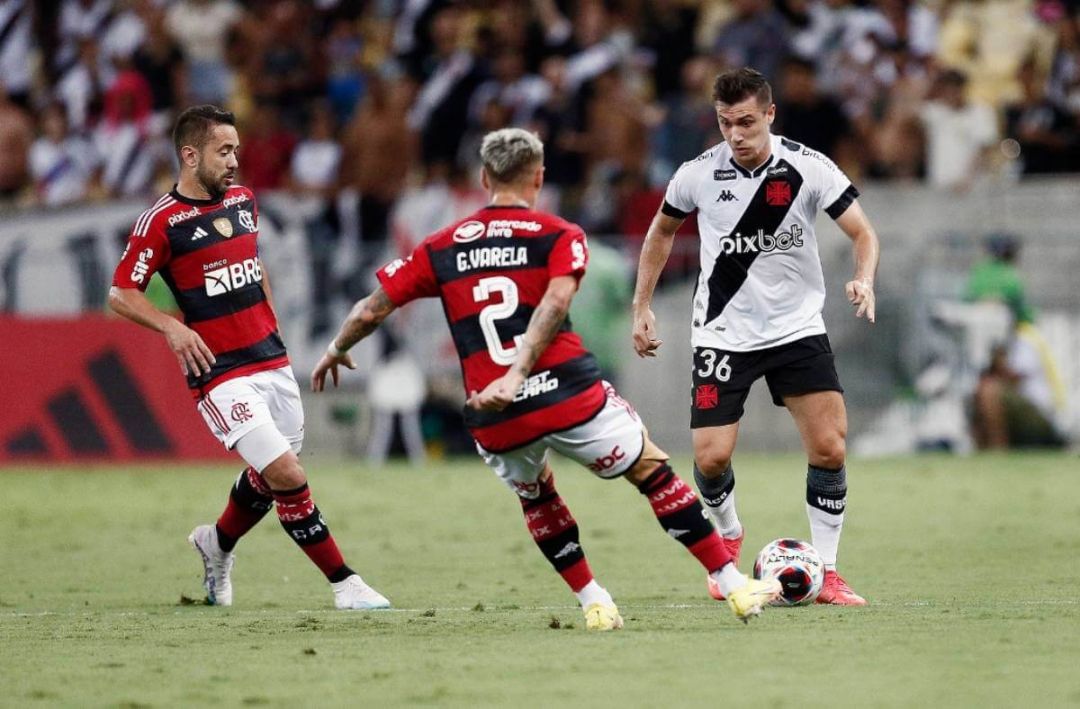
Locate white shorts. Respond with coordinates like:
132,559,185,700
477,382,647,499
197,366,304,472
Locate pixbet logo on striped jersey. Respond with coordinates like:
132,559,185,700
204,257,262,296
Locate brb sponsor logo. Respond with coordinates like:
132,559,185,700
587,445,626,473
204,257,262,296
717,224,804,256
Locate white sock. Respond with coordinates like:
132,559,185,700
807,505,843,570
574,580,613,608
708,563,747,598
711,490,743,539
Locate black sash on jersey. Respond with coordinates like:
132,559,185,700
463,353,601,429
705,159,804,323
187,331,286,390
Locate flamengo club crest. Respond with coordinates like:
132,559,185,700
213,217,233,238
238,209,256,232
231,402,253,423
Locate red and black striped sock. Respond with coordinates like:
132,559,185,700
272,483,354,583
520,474,594,592
215,467,273,552
638,463,733,573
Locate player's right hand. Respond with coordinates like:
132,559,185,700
163,319,215,376
311,351,357,392
632,307,663,358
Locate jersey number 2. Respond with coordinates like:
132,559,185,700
472,276,524,366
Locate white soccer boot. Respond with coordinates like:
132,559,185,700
188,524,235,606
332,574,391,610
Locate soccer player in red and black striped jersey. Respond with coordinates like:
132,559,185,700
108,105,389,611
311,127,782,628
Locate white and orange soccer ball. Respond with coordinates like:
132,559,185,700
753,538,825,606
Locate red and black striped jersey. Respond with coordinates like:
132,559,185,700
376,205,605,452
112,185,288,395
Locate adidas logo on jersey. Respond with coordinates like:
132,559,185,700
718,225,804,255
204,257,263,296
191,226,209,241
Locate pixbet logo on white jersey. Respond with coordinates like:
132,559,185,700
717,224,804,255
204,257,262,296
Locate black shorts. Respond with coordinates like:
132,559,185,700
690,334,843,428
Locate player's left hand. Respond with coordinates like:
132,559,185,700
311,351,357,392
845,277,875,323
467,373,524,412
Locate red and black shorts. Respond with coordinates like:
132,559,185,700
690,334,843,428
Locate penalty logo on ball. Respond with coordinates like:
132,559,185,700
753,538,825,606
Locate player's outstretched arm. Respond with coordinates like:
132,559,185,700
467,275,578,412
311,286,397,392
632,209,684,357
108,286,216,376
835,200,880,324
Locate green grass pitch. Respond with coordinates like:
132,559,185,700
2,453,1079,708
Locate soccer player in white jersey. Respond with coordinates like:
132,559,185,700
631,67,880,605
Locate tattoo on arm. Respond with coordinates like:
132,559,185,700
338,288,396,350
512,301,567,378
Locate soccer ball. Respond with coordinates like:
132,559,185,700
753,538,825,606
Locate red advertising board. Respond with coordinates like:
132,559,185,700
0,315,233,464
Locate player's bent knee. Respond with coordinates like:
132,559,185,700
261,450,307,491
809,437,846,469
694,447,733,477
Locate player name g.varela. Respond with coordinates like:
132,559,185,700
456,245,528,272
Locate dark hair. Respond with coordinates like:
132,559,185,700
172,105,235,158
712,67,772,106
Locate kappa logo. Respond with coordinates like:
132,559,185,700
453,220,486,243
716,190,738,202
191,226,209,241
713,168,737,181
204,257,263,296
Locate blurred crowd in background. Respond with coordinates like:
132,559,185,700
1,0,1079,234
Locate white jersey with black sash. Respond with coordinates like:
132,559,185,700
662,134,858,352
